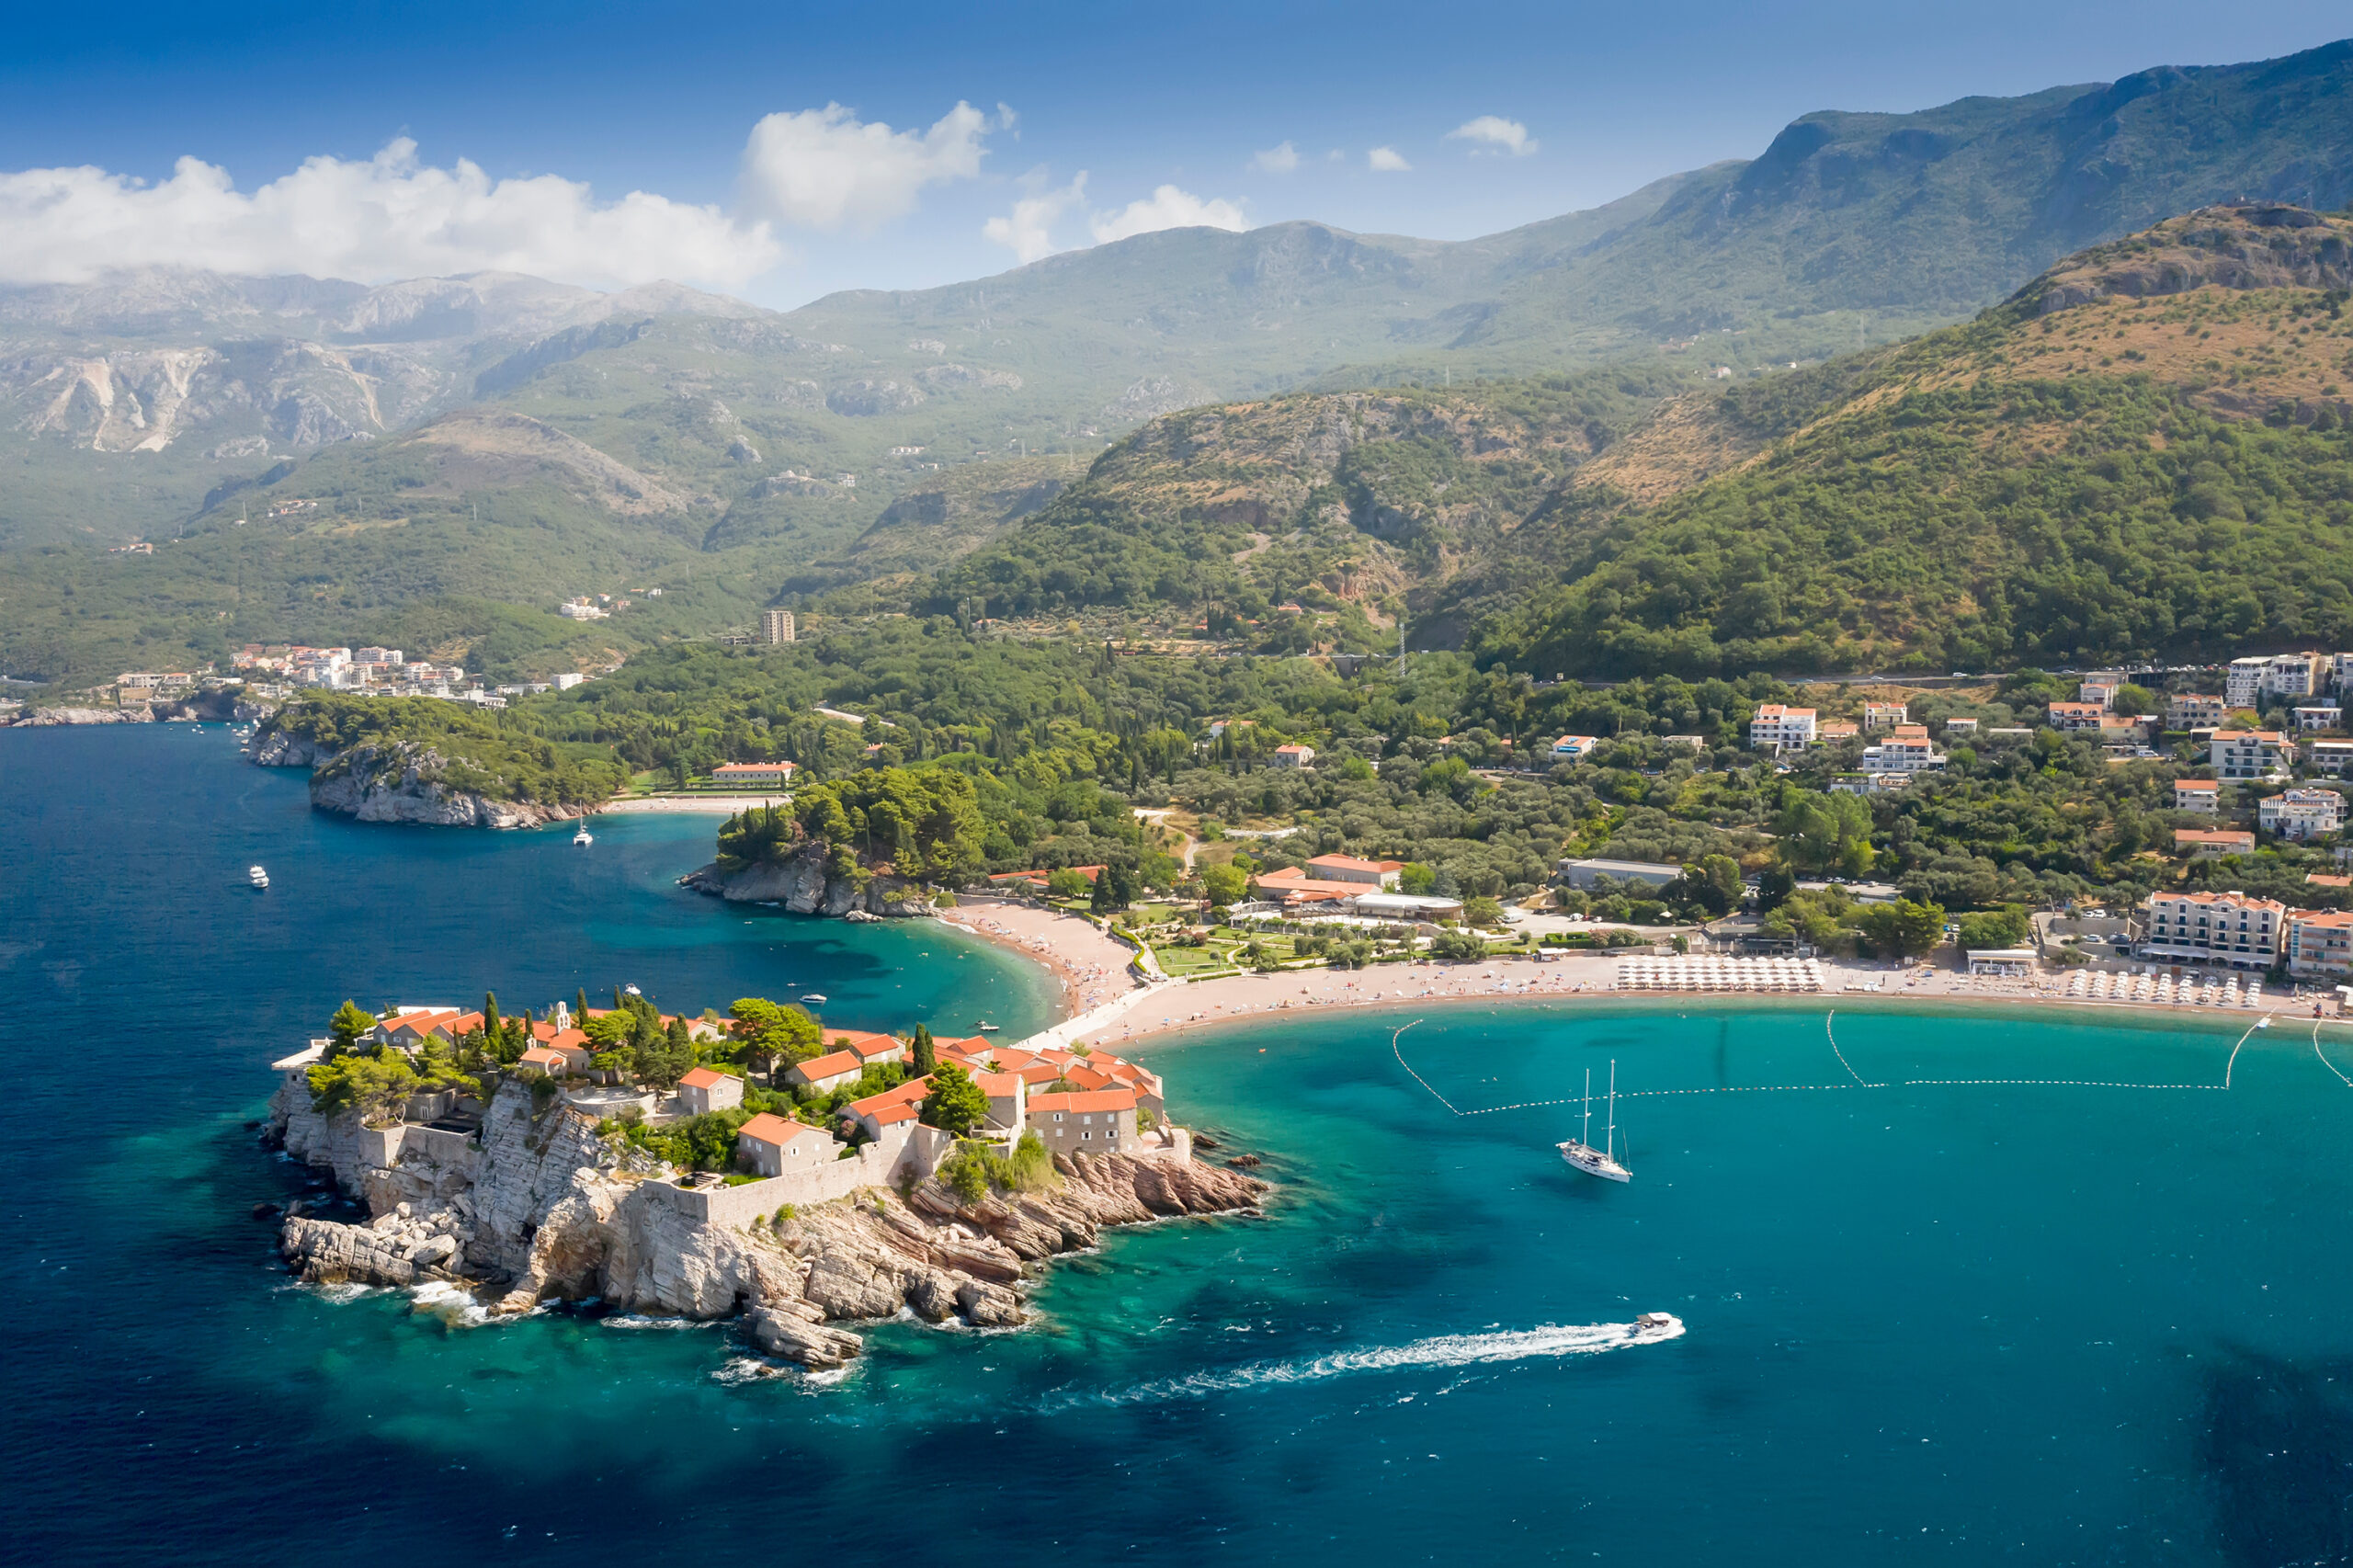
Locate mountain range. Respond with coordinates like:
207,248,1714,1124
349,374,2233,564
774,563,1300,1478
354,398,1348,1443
3,38,2350,686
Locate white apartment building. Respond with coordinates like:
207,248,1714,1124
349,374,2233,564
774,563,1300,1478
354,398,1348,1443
2047,701,2109,733
2229,652,2327,706
2258,788,2346,841
2173,778,2221,814
1862,702,1907,730
558,598,608,621
1750,704,1816,752
2078,677,2121,709
2336,653,2353,694
1942,716,1979,737
2294,703,2343,733
2288,909,2353,980
2211,730,2295,780
2311,740,2353,778
1860,723,1944,775
760,609,797,645
2167,694,2225,731
2139,890,2288,970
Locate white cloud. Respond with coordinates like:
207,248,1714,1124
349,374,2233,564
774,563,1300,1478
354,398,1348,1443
0,139,779,290
1086,185,1248,244
983,172,1087,264
1367,146,1413,173
739,100,998,232
1250,142,1300,175
1446,116,1538,156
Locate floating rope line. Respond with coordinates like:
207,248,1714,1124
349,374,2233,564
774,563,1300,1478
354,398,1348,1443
2315,1020,2353,1089
1901,1078,2224,1090
2223,1017,2264,1090
1825,1009,1878,1087
1389,1019,1465,1115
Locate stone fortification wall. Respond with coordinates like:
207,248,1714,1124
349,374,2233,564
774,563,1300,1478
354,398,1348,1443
643,1123,955,1229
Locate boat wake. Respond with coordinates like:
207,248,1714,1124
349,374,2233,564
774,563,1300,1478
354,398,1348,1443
1051,1319,1683,1410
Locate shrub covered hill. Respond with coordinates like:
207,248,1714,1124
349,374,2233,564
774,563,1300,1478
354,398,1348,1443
927,202,2353,676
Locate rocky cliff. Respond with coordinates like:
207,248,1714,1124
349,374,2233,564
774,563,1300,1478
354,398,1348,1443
270,1078,1264,1367
679,843,938,917
252,733,591,827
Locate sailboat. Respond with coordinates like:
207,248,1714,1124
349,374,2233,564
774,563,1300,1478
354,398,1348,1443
1558,1061,1631,1182
573,822,594,846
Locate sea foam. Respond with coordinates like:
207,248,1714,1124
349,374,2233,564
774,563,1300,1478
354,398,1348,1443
1057,1319,1683,1410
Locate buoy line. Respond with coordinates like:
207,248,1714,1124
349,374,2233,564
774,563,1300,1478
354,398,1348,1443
2315,1020,2353,1088
1825,1009,1877,1087
2223,1017,2264,1090
1390,1019,1465,1116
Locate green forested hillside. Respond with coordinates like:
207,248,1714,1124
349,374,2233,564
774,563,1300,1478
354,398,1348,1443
1472,205,2353,675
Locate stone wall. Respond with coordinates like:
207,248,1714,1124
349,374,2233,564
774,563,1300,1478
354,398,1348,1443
643,1123,956,1229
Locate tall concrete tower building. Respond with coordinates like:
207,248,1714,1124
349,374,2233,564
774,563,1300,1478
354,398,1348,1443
760,609,796,645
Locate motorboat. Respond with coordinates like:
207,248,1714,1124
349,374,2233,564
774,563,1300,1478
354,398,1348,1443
248,865,269,890
801,993,828,1005
1631,1312,1684,1343
573,823,594,846
976,1021,1001,1032
1557,1061,1631,1182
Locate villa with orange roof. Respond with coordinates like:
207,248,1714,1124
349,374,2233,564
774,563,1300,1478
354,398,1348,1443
786,1050,867,1094
1303,854,1404,890
734,1112,838,1177
676,1065,743,1115
1029,1087,1140,1152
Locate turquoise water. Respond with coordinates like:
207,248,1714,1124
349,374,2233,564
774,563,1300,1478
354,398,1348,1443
7,726,2353,1564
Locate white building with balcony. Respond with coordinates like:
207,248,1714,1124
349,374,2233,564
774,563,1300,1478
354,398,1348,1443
1749,705,1816,752
2258,788,2345,841
2211,731,2295,781
2139,890,2287,970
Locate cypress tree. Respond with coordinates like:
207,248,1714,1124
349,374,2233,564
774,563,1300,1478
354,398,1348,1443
574,987,590,1027
483,992,501,1038
911,1024,937,1075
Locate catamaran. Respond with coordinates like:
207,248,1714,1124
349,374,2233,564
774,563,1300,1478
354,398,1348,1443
247,865,269,890
573,823,594,846
1558,1061,1631,1182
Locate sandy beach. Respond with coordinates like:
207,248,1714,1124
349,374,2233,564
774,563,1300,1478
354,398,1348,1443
929,909,2347,1053
938,898,1150,1018
597,794,789,816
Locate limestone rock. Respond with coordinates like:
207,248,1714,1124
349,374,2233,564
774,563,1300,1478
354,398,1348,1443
745,1307,862,1367
678,847,935,918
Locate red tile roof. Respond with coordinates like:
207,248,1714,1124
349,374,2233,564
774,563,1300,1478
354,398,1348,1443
1028,1088,1139,1115
679,1067,730,1090
846,1077,932,1117
972,1071,1025,1096
739,1111,820,1147
792,1050,863,1080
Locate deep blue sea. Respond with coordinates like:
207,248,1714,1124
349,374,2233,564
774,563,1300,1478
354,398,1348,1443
6,724,2353,1566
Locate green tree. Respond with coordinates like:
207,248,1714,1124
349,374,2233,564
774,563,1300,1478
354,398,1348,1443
1955,905,2030,950
1199,861,1248,906
1858,898,1948,959
1668,854,1745,918
920,1062,990,1136
636,1026,694,1090
910,1023,937,1075
1429,928,1489,960
327,999,378,1053
1399,862,1438,895
1462,895,1506,928
1090,861,1139,914
1046,869,1090,901
307,1051,419,1122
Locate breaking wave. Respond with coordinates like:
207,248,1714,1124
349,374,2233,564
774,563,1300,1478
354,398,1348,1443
1051,1319,1682,1410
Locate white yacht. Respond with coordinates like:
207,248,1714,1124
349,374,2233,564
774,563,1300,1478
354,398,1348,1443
1558,1061,1631,1182
800,993,828,1005
248,865,269,890
573,823,594,846
1631,1312,1684,1343
975,1021,1001,1032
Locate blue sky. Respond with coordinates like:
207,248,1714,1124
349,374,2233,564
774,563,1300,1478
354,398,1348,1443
0,1,2344,306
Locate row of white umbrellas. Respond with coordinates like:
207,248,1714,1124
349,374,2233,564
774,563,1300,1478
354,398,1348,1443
1613,957,1826,993
2066,969,2263,1007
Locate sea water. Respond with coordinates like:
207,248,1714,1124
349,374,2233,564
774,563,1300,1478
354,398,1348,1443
5,725,2352,1565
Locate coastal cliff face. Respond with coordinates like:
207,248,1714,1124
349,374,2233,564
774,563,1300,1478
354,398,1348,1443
258,735,589,827
679,843,938,917
270,1078,1264,1366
